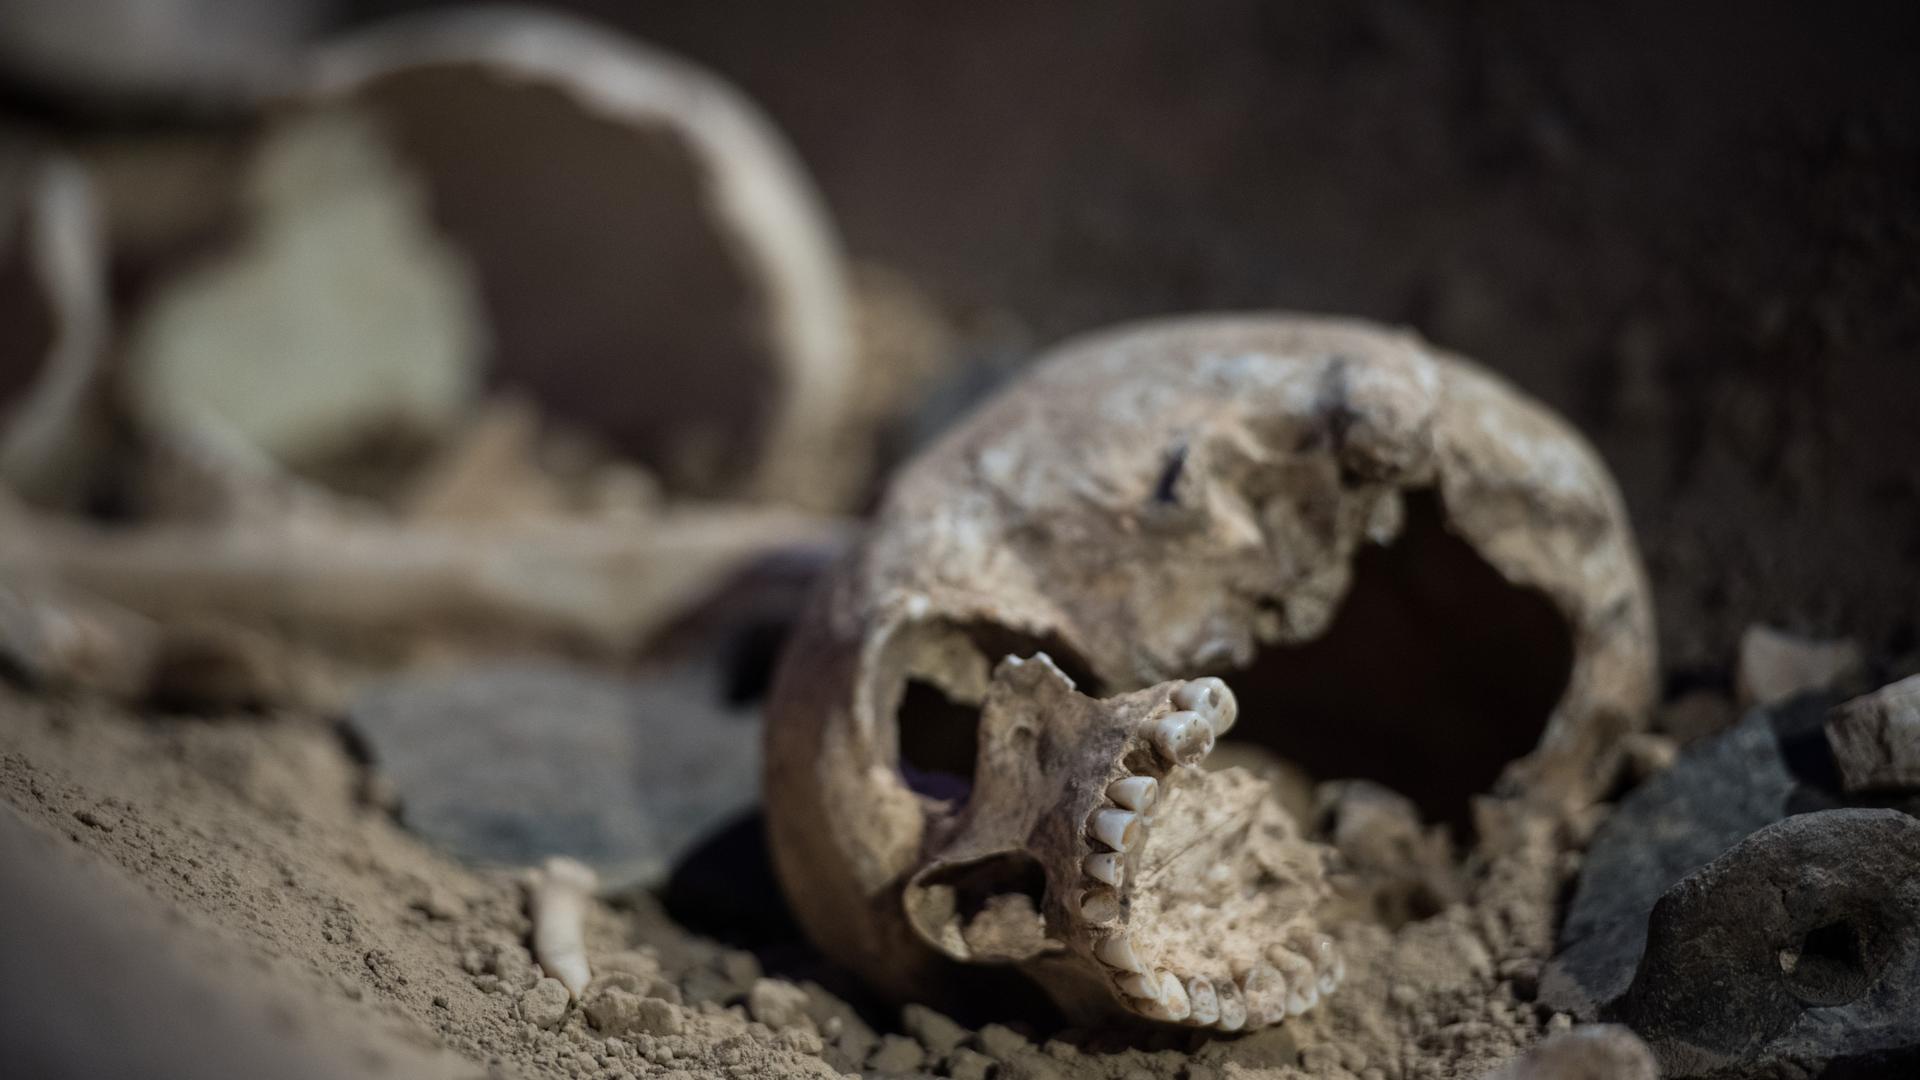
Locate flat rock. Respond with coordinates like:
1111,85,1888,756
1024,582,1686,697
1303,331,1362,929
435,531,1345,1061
346,660,757,887
1542,698,1809,1017
1620,809,1920,1077
1827,675,1920,792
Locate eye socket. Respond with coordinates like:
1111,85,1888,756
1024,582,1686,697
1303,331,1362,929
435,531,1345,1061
1781,919,1875,1007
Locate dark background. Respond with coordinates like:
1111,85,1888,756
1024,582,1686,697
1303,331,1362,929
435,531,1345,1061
354,0,1920,679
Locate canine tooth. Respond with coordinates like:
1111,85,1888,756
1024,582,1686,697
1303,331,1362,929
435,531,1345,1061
1082,852,1124,886
1156,971,1191,1021
1095,933,1146,973
1185,977,1220,1025
1269,946,1319,1015
1213,978,1247,1032
1173,677,1237,734
1106,775,1157,811
1089,808,1140,851
1150,710,1214,766
1116,970,1160,1000
1079,887,1120,923
1239,963,1288,1027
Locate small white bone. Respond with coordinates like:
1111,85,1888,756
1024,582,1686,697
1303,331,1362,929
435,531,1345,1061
1186,976,1220,1025
1106,775,1158,811
1173,677,1237,734
1150,710,1214,766
1095,933,1146,973
1289,928,1342,995
1088,808,1140,852
528,855,597,998
1082,851,1124,887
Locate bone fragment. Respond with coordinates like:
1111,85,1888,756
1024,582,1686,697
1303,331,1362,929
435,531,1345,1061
528,856,597,998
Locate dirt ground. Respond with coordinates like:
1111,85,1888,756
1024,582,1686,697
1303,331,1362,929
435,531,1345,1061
4,2,1918,1078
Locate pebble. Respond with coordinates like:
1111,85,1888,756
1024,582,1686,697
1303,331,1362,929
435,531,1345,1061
745,978,812,1032
901,1003,967,1056
516,978,571,1030
866,1034,925,1073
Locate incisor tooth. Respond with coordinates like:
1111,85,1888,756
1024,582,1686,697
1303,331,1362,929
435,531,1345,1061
1089,808,1140,851
1240,963,1288,1027
1186,977,1220,1025
1150,710,1214,766
1173,677,1237,734
1156,971,1191,1021
1079,887,1120,923
1106,775,1157,811
1214,979,1248,1032
1095,933,1146,972
1083,851,1124,886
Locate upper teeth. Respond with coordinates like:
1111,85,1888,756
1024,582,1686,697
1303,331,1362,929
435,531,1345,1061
1172,677,1237,734
1150,710,1214,765
1106,776,1157,811
1089,808,1140,852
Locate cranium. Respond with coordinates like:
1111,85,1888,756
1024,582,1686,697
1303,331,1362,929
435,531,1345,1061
766,314,1655,1028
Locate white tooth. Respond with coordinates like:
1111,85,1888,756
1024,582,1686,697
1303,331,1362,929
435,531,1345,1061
1320,952,1347,995
1156,971,1191,1021
1150,710,1214,766
1095,934,1146,973
1239,963,1288,1028
1116,970,1160,1000
1082,852,1124,886
1089,808,1140,852
1079,887,1120,923
1173,677,1237,734
1185,977,1220,1025
1106,775,1158,811
1213,979,1247,1032
1270,947,1319,1015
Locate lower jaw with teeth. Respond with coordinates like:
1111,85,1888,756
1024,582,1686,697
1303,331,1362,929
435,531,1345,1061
1048,677,1342,1031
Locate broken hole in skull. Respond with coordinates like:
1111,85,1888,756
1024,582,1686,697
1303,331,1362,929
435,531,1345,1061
1224,491,1574,838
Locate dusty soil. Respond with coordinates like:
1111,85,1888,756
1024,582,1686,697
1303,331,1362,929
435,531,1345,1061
1,679,1581,1080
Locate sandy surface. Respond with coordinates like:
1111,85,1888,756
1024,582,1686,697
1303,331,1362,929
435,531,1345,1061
0,677,1589,1079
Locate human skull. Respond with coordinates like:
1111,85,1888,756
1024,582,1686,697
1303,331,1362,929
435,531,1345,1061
765,314,1656,1027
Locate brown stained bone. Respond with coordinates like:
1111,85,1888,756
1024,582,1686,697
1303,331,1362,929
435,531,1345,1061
764,313,1656,1023
302,8,858,507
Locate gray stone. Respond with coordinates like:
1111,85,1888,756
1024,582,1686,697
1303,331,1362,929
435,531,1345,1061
1619,809,1920,1077
345,660,758,886
1827,675,1920,792
1542,699,1806,1018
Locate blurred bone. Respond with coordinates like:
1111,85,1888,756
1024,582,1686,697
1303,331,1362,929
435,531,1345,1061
528,856,597,998
0,499,847,656
0,153,111,505
304,7,859,507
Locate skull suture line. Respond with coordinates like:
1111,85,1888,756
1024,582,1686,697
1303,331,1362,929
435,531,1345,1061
765,314,1655,1028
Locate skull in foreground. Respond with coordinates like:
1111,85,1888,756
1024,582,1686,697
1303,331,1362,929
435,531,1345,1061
765,314,1656,1028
